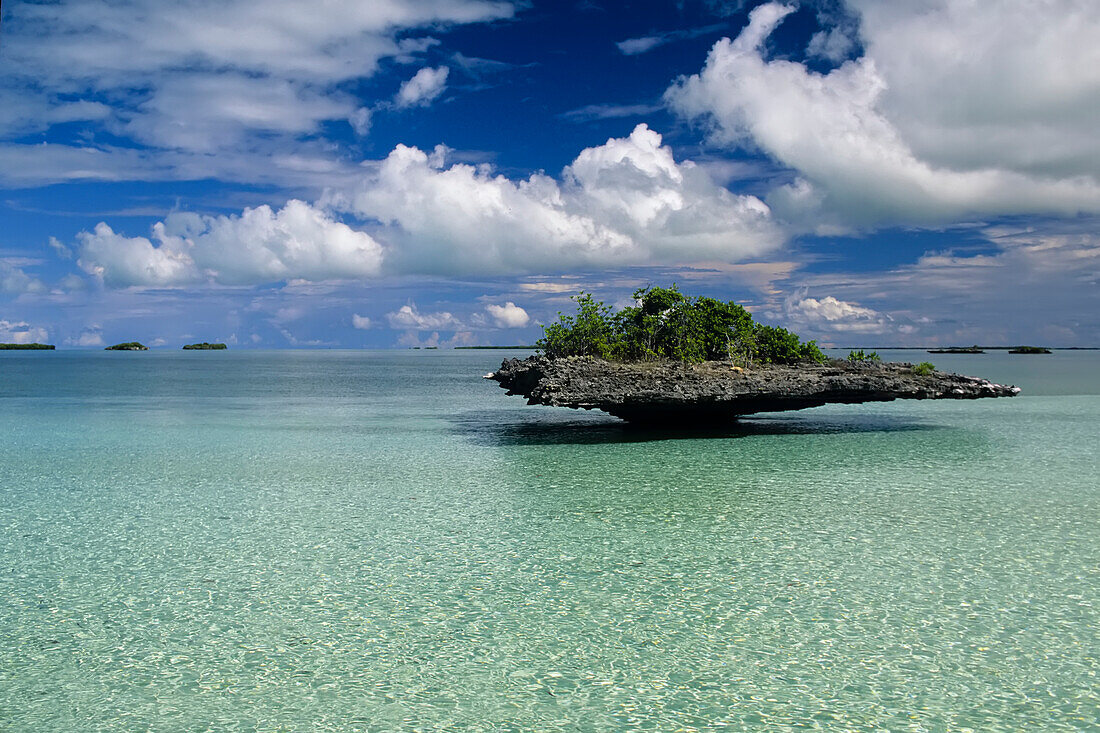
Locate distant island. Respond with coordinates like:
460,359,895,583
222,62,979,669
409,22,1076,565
455,345,535,350
0,343,54,350
105,342,148,351
1009,346,1052,354
928,346,984,354
182,342,227,350
487,286,1019,424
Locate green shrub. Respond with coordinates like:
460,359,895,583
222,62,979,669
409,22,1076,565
537,292,617,359
609,286,757,363
537,286,824,365
752,325,804,364
913,362,936,376
847,349,881,362
799,340,827,364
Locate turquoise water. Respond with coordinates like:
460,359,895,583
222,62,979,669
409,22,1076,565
1,349,1097,731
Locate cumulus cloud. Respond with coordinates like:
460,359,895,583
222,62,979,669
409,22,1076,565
782,291,889,334
70,125,782,286
66,327,105,347
386,303,462,330
68,124,786,286
485,301,529,328
0,319,49,344
345,123,783,275
806,27,856,64
395,66,450,108
78,199,384,287
0,261,47,294
665,1,1100,230
352,313,372,329
78,223,200,288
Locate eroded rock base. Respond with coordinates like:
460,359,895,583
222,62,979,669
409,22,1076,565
487,356,1020,424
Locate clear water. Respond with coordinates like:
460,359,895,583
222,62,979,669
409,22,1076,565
1,349,1097,731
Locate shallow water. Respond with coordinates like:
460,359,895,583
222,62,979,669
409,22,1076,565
2,349,1097,730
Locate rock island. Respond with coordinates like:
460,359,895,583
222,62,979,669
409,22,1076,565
486,287,1019,424
488,355,1018,424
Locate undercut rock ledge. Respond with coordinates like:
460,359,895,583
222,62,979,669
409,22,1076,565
486,356,1020,424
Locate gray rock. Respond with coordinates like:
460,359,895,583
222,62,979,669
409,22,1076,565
486,356,1020,424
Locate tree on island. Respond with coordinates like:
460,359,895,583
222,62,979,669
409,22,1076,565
536,286,825,365
0,343,55,350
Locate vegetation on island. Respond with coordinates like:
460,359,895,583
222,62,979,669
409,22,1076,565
105,342,148,351
1009,346,1051,354
536,286,826,365
0,343,55,350
182,342,227,350
847,349,881,363
912,361,936,376
928,345,984,354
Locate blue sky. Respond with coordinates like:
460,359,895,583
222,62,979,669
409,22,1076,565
1,0,1098,348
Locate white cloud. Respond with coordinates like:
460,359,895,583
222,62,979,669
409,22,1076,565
395,66,450,108
78,199,384,287
0,0,512,183
386,303,462,330
0,261,47,294
806,27,855,64
617,36,665,55
0,320,49,344
665,1,1100,230
352,313,372,329
123,74,352,153
485,301,529,328
345,123,783,275
795,222,1100,346
616,24,725,56
59,274,88,292
70,125,786,288
518,282,579,293
349,107,372,136
62,325,105,347
782,291,889,334
560,103,663,122
0,139,364,190
48,237,73,259
78,223,200,288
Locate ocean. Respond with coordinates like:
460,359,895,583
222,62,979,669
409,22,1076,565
1,349,1097,730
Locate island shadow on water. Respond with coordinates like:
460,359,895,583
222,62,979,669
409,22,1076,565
453,410,940,446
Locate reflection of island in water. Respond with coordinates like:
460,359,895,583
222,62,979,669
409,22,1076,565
183,342,228,350
105,342,148,351
0,343,54,350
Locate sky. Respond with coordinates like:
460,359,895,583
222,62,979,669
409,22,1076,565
1,0,1098,349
